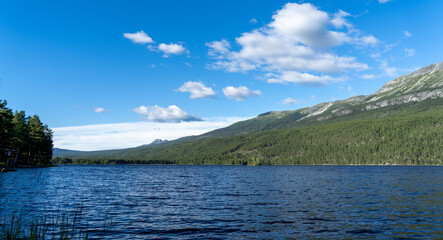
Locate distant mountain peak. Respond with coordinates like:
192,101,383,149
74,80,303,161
376,61,443,95
151,139,168,145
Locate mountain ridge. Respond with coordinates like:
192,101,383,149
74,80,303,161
198,61,443,138
54,61,443,165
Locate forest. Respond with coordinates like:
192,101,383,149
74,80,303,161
54,107,442,166
0,100,53,168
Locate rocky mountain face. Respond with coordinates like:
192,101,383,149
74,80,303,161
200,61,443,139
366,61,443,108
150,139,169,145
375,61,443,95
301,61,443,120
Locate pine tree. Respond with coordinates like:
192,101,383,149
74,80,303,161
0,100,14,165
12,111,30,163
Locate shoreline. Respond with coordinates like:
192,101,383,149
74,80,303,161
52,163,442,166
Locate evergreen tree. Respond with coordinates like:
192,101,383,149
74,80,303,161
0,100,14,164
12,111,30,163
0,100,53,167
28,115,44,164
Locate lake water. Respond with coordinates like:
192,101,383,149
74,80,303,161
1,165,442,239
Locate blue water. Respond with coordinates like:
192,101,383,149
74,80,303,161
1,165,442,239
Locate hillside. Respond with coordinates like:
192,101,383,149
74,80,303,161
200,61,443,139
54,61,443,165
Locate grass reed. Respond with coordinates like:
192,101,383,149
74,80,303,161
0,206,111,240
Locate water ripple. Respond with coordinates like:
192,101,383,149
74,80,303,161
1,165,442,239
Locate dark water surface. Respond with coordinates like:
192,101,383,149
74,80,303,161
1,165,442,239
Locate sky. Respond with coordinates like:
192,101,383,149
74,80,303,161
1,0,442,150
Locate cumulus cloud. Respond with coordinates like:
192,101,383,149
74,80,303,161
177,81,216,99
52,117,251,151
123,30,189,57
123,31,154,44
158,43,187,57
280,97,305,105
269,3,349,47
94,107,108,113
223,86,261,101
206,2,372,85
134,105,202,123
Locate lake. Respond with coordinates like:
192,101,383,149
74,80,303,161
1,165,442,239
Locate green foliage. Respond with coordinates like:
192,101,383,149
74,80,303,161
53,66,443,166
196,97,443,142
0,100,14,163
56,107,443,165
1,206,111,239
0,100,53,167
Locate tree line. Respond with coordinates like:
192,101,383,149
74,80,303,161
54,107,442,165
0,100,53,167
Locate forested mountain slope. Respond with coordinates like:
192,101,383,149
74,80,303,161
54,61,443,165
200,61,443,139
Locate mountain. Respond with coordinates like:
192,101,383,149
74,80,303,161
54,61,443,165
150,139,169,145
53,148,84,157
200,61,443,139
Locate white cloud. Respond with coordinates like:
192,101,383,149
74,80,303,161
124,31,189,58
206,40,232,58
280,97,305,105
123,31,154,44
269,3,349,47
94,107,108,113
339,86,353,91
250,18,258,24
158,43,187,57
361,74,378,79
266,71,336,85
381,60,398,77
52,117,251,151
177,81,216,99
223,86,262,101
134,105,201,123
147,45,157,51
357,35,379,46
379,0,393,3
331,10,352,29
404,31,412,37
206,2,371,85
405,48,415,57
207,33,367,73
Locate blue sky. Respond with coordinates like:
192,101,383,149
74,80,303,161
1,0,442,150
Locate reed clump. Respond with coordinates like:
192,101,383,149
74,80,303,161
0,206,111,240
